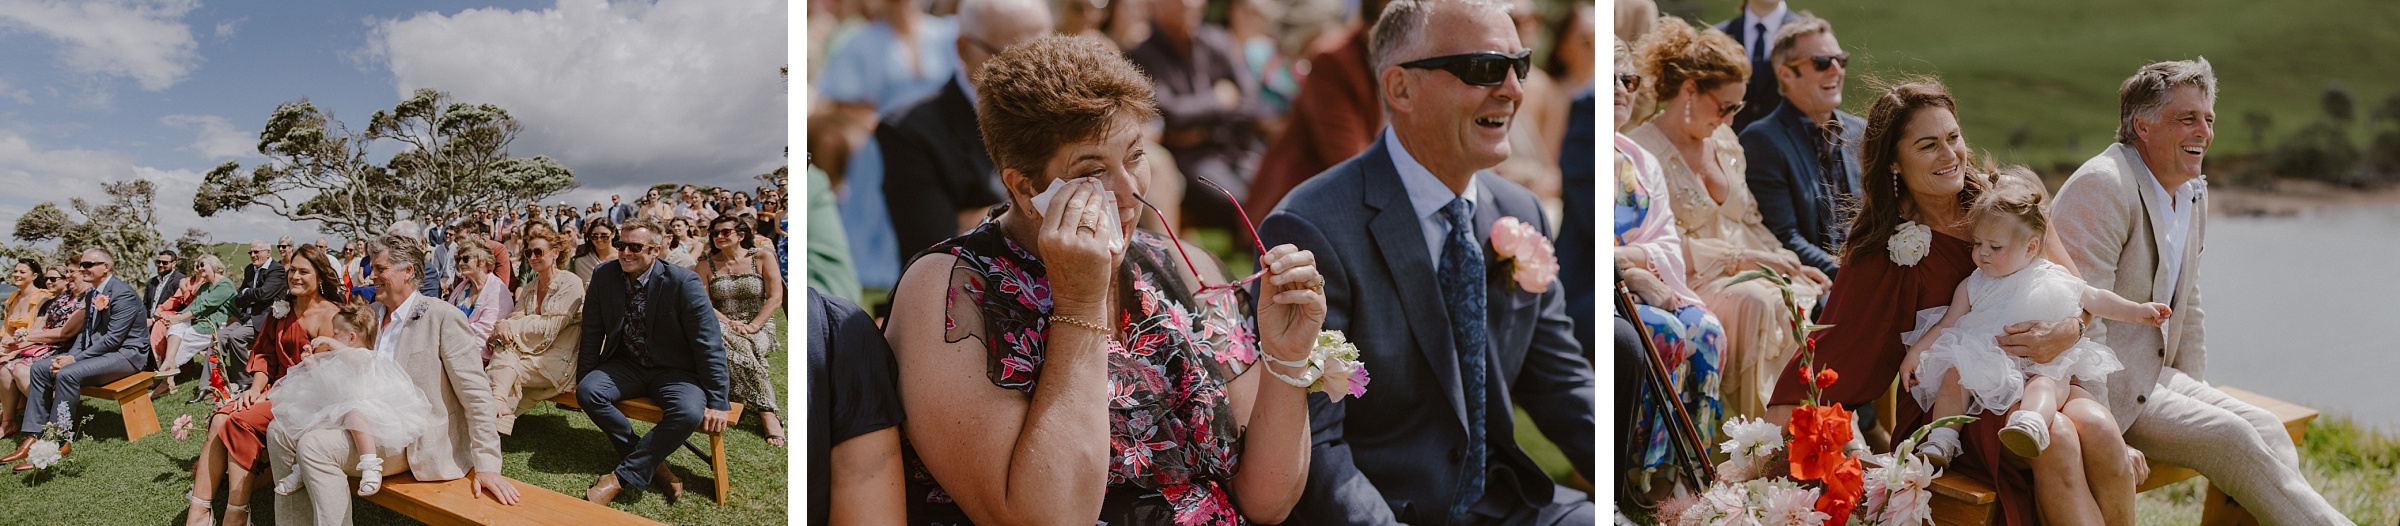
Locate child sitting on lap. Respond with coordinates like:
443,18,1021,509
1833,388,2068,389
272,300,435,496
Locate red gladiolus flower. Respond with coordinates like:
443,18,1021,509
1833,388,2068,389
1814,368,1839,390
1785,404,1855,480
1815,454,1865,521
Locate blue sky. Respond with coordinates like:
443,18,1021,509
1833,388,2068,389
0,0,788,246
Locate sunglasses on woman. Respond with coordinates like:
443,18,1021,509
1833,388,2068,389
1784,53,1850,73
1399,50,1532,87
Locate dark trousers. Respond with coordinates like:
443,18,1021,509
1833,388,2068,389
210,319,258,391
577,359,706,492
20,355,138,435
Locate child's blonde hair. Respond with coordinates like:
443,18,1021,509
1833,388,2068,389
1971,166,2051,240
332,299,379,345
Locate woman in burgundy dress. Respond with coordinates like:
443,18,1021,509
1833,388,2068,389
1767,81,2143,525
185,244,345,526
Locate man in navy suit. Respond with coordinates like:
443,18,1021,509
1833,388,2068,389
878,0,1051,265
5,249,149,469
1715,0,1800,132
1739,13,1863,279
577,217,731,504
1261,0,1594,523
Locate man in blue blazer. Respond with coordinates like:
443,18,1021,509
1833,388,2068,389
6,249,149,469
577,217,732,504
1261,1,1594,523
1738,13,1862,279
1715,0,1801,132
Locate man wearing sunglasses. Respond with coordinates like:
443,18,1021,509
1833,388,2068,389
1737,13,1861,282
1260,0,1594,524
146,249,188,314
1714,0,1800,131
219,240,287,391
6,249,149,469
576,218,731,505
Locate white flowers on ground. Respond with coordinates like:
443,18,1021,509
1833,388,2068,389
1889,221,1932,267
25,440,60,469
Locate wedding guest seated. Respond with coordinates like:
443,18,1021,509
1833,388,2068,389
486,224,585,435
8,249,148,470
1630,18,1826,420
153,255,235,399
1614,35,1728,485
570,218,619,285
269,234,520,524
885,34,1321,524
576,217,729,505
0,266,75,438
1737,13,1862,280
180,244,341,526
444,237,514,363
805,287,905,524
147,250,189,316
697,216,787,447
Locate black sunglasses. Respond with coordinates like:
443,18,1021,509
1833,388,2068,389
612,241,654,252
1785,53,1850,73
1400,50,1532,87
77,260,104,268
1616,73,1642,92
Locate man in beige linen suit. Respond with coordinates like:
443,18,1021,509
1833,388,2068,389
269,233,523,525
2053,58,2350,525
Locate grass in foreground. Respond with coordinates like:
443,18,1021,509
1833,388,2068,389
2,314,788,525
2138,414,2400,525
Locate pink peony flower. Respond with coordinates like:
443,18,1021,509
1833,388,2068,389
1317,353,1370,401
1490,217,1558,293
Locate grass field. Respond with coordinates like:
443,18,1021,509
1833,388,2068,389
2135,415,2400,525
1673,0,2400,176
1,314,789,525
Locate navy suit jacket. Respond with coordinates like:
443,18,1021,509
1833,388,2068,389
1261,136,1596,525
1715,10,1802,132
577,260,732,411
879,77,1002,266
70,277,150,370
1739,101,1865,277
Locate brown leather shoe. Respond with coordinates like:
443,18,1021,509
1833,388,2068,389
654,465,684,504
585,473,623,505
0,438,32,464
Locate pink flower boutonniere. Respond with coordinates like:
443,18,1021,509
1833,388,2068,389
1490,217,1558,293
91,294,110,312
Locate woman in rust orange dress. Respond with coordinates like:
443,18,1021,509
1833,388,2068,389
184,244,344,526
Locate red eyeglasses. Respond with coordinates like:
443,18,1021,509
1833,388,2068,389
1129,175,1269,295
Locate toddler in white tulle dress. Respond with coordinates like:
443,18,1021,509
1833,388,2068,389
1900,172,2169,463
271,301,434,497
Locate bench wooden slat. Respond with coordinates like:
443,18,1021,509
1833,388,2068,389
548,393,744,505
363,472,666,526
77,371,158,440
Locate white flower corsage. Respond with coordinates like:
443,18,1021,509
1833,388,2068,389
1889,221,1932,267
1264,330,1372,401
271,299,291,319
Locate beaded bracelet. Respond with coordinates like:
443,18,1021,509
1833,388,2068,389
1049,315,1112,335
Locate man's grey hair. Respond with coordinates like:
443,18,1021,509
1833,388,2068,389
80,248,112,265
958,0,1049,42
387,220,426,245
2117,57,2216,145
369,233,427,274
1766,12,1833,70
1368,0,1513,74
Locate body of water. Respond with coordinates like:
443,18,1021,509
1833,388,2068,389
2198,206,2400,432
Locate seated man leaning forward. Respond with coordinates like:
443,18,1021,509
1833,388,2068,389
2052,57,2354,525
269,234,520,525
577,216,732,505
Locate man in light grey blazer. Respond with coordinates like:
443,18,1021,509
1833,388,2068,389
2053,58,2351,525
269,234,521,525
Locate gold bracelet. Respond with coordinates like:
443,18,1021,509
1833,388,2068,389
1049,315,1112,335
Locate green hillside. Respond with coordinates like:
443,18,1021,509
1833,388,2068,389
1677,0,2400,178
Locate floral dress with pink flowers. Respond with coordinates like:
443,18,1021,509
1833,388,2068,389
904,217,1260,525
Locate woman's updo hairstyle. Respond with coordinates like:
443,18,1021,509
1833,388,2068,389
1631,16,1747,105
1972,166,2052,240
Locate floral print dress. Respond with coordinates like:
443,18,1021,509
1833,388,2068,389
1615,135,1728,475
905,218,1259,525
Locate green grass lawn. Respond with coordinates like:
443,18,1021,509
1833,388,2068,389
2,314,789,525
2136,415,2400,525
1677,0,2400,175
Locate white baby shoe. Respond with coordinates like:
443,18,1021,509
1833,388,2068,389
1999,410,2052,459
1914,426,1963,467
356,454,385,496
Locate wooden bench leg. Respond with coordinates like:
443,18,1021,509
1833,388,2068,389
711,433,729,505
115,387,159,441
2199,482,2262,526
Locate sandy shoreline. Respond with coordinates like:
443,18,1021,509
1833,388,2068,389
2207,179,2400,217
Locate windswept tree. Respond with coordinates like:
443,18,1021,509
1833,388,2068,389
196,89,577,240
13,180,169,283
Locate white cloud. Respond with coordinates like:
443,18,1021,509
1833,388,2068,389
0,130,316,249
0,0,203,92
213,16,242,39
160,114,255,159
365,0,788,194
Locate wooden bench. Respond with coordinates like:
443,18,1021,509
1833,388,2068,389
549,393,746,505
77,371,159,440
1928,386,2317,526
363,472,667,526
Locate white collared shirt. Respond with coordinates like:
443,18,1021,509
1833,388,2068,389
1385,128,1486,263
1742,1,1790,62
2123,146,2206,305
374,293,425,362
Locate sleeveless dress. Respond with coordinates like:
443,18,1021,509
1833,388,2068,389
1905,259,2124,415
710,268,782,415
13,293,81,359
904,219,1257,525
219,312,314,471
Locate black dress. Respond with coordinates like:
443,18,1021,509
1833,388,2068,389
806,288,906,526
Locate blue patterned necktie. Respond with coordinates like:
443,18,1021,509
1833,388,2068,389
1436,197,1489,524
